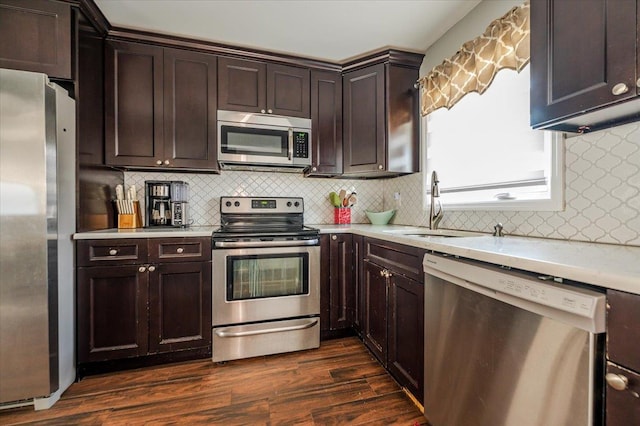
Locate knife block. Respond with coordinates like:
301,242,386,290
117,201,142,229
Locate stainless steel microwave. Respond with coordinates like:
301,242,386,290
217,110,312,169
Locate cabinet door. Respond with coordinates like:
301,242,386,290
606,363,640,426
105,41,164,167
308,70,343,176
77,265,149,363
388,273,424,401
0,0,71,79
148,261,212,353
530,0,637,130
352,235,364,333
163,48,218,170
607,289,640,372
267,63,310,118
218,57,266,113
362,260,388,364
343,64,386,173
328,234,354,330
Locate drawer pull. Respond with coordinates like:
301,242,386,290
109,249,118,256
331,235,337,241
606,373,629,391
138,266,146,273
176,247,184,254
611,83,629,96
147,265,156,272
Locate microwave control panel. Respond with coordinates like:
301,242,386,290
293,132,309,158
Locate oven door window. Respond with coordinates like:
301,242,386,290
221,125,288,158
226,253,309,301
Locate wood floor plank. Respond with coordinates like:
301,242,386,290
0,337,424,425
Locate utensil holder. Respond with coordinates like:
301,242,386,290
334,207,351,224
117,201,142,229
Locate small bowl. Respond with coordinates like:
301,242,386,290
365,209,396,225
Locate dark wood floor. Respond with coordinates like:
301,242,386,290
0,337,425,425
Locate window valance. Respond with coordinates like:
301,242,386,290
418,1,530,116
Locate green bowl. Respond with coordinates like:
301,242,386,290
365,209,396,225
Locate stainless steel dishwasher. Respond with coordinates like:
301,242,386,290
423,252,606,426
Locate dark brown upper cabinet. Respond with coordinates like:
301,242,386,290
218,57,311,118
307,70,343,176
105,41,218,171
342,50,423,177
0,0,72,79
530,0,640,133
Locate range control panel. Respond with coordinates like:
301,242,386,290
220,197,304,214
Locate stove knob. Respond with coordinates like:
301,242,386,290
234,201,240,207
287,201,292,207
225,201,232,207
294,201,300,207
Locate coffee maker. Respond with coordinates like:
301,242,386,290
145,181,190,227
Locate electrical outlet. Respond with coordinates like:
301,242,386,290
393,192,401,208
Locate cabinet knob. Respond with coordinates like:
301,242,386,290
176,247,184,254
378,165,383,170
611,83,629,96
605,373,629,391
636,78,640,88
138,266,146,273
380,269,385,277
261,109,266,114
268,109,273,114
147,265,156,272
109,249,118,256
312,166,317,172
331,235,337,240
156,160,162,165
164,159,170,165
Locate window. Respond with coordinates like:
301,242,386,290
424,65,564,211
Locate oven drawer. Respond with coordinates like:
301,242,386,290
149,237,211,263
77,239,147,266
212,317,320,362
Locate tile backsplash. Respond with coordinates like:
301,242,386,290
126,121,640,247
385,121,640,247
125,171,386,226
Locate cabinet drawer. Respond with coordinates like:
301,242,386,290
77,239,147,266
607,289,640,372
149,238,211,263
364,238,424,282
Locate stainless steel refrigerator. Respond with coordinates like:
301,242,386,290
0,68,75,409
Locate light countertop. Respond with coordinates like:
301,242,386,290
74,224,640,295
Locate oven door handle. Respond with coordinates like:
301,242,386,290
214,238,319,248
214,318,319,338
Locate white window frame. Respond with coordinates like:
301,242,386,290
422,71,565,212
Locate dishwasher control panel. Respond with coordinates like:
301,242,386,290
423,253,606,333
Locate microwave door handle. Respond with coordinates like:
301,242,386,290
288,128,293,161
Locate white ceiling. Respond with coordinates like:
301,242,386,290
94,0,481,62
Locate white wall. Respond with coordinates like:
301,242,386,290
386,0,640,247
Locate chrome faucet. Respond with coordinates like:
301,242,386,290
429,170,443,229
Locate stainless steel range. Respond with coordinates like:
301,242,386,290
211,196,320,362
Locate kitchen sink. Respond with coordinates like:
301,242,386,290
382,228,483,237
402,230,483,238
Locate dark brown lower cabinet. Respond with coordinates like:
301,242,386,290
606,289,640,425
77,265,149,363
362,260,424,401
361,237,424,401
320,234,355,336
387,272,424,401
362,260,388,362
148,261,212,353
77,238,212,366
